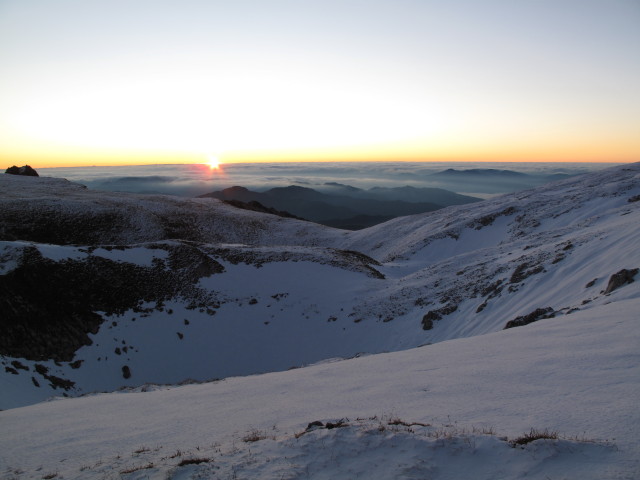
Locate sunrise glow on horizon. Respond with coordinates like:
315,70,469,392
1,1,638,169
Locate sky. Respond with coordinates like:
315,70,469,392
0,0,639,167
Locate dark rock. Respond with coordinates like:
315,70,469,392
421,315,434,330
34,363,48,375
5,165,38,176
31,376,40,387
177,332,184,340
510,263,544,284
414,298,431,307
504,307,555,329
481,279,504,298
307,421,324,430
421,311,440,330
122,365,131,379
628,195,640,203
440,304,458,315
585,278,597,288
46,374,75,390
69,360,83,369
325,419,348,429
473,206,517,229
603,268,639,295
5,366,18,375
334,249,385,279
421,304,458,330
11,360,28,371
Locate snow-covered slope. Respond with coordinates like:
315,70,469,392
1,300,638,479
337,163,640,342
1,164,639,410
0,174,340,246
1,163,639,478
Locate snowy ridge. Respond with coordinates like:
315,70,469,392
342,163,640,261
1,163,639,478
0,175,340,247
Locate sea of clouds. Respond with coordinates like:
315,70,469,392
39,161,614,198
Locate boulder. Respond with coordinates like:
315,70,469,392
5,165,39,176
603,268,639,295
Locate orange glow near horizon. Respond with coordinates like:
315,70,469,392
1,2,638,170
1,147,636,170
0,139,640,170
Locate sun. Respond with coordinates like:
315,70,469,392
206,155,221,170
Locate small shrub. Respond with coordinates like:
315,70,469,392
177,458,211,467
387,417,429,428
120,463,154,474
243,429,268,443
471,425,496,435
169,449,183,458
511,428,558,447
325,419,348,429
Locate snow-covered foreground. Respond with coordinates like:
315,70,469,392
1,299,638,479
1,163,640,478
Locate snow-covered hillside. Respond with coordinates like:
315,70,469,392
1,163,639,478
1,300,638,479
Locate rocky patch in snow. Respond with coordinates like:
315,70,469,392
0,241,223,362
603,268,638,295
504,307,555,329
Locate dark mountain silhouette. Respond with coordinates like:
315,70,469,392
432,168,530,178
199,184,480,229
427,168,573,194
221,199,303,220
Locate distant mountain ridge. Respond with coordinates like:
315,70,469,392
426,168,573,194
199,184,480,229
432,168,529,177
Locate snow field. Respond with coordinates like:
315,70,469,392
1,299,638,479
1,163,640,478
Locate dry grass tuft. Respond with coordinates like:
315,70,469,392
242,429,269,443
511,428,558,447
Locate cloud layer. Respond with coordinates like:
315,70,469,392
39,162,611,198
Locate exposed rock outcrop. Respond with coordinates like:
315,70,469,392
504,307,555,329
5,165,39,176
0,242,224,361
603,268,639,295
